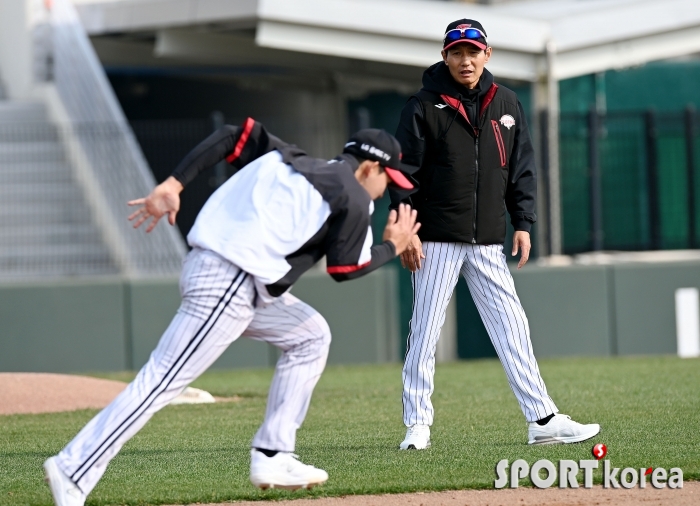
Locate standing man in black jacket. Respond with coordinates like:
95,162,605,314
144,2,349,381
394,19,600,450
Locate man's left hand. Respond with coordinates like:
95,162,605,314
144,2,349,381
512,231,531,269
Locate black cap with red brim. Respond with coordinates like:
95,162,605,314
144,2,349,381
343,129,415,190
443,18,487,51
385,165,415,190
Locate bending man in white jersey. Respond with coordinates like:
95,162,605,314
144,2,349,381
43,121,419,506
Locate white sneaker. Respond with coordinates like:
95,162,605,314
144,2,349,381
528,414,600,445
249,449,328,490
43,457,86,506
399,424,431,450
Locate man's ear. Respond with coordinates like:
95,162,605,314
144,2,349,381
359,160,381,176
356,160,372,180
484,46,492,63
441,49,447,62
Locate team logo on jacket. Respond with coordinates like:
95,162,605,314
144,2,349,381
499,114,515,130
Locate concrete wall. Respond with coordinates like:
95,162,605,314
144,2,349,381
0,267,400,373
292,267,400,364
456,260,700,359
2,260,699,373
0,278,128,372
612,262,700,355
514,265,615,357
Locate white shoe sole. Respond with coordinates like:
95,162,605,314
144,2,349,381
251,477,327,490
399,440,431,450
44,458,64,505
44,457,84,506
528,426,601,445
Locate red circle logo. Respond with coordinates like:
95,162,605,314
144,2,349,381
592,443,607,460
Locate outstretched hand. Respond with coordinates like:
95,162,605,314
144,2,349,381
383,204,421,256
128,176,184,233
512,230,531,269
400,234,425,272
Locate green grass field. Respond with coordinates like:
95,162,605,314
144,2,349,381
1,356,699,505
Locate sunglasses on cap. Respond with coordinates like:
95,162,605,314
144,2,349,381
443,27,487,45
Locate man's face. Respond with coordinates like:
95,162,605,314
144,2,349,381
441,44,492,89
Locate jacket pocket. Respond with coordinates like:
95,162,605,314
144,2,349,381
491,120,507,167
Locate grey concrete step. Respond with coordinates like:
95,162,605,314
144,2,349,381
0,141,65,163
0,182,84,201
0,161,74,183
0,203,95,224
0,124,60,143
0,101,122,278
0,265,120,280
0,102,48,123
0,224,104,246
0,245,117,276
0,259,119,278
0,243,112,257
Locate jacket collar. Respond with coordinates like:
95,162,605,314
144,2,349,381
421,62,494,104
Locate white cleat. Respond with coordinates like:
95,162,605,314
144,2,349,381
43,457,86,506
399,424,431,450
528,414,601,445
250,449,328,490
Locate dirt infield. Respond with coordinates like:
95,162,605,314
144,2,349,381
0,373,126,415
212,482,699,506
2,373,695,505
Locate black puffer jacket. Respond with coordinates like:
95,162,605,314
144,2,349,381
392,63,537,245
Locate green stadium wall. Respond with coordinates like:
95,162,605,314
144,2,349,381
1,261,698,373
0,268,400,373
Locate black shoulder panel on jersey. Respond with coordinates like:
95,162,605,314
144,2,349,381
263,150,383,294
171,118,288,187
265,219,331,297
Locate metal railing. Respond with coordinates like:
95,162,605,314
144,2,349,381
127,107,700,259
557,107,699,255
0,121,191,280
50,0,186,276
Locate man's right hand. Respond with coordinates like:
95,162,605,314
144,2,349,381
400,234,425,272
127,176,184,233
384,204,421,256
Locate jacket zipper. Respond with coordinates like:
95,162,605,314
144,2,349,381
438,93,481,243
472,131,479,244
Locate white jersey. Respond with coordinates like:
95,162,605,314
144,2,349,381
184,143,392,301
188,151,333,288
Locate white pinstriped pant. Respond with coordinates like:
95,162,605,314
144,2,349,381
403,242,558,426
57,248,331,495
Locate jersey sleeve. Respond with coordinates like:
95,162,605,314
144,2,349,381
325,202,396,282
170,118,287,187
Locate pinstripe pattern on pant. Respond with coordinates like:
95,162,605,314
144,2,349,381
57,248,331,495
244,294,331,451
402,242,557,427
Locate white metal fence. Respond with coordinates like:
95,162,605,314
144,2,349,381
47,0,186,277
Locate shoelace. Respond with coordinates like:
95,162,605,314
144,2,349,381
280,453,317,473
407,425,428,437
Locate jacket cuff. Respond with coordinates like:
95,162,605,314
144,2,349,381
512,217,532,233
